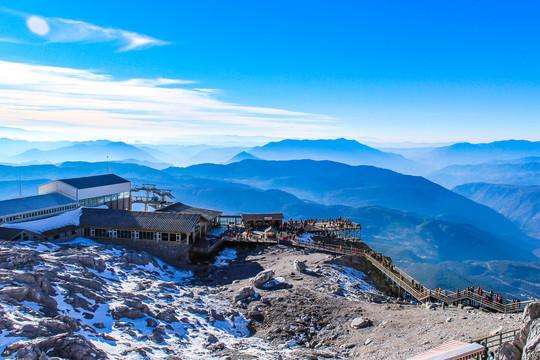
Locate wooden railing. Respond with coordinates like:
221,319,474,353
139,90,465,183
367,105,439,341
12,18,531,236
473,328,520,353
223,230,536,313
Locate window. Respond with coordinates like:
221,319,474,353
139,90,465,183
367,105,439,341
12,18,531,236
118,230,131,239
94,228,107,237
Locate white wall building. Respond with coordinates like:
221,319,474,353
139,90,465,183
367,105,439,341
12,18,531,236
38,174,132,209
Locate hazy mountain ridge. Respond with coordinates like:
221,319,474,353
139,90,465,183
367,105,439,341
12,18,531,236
246,138,419,173
410,140,540,170
429,157,540,187
8,140,160,165
165,159,528,243
455,182,540,239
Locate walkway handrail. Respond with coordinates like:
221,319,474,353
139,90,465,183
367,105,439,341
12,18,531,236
224,231,535,313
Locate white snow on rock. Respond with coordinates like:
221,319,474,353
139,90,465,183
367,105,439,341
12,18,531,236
319,264,382,300
214,247,237,267
298,233,314,245
0,239,289,359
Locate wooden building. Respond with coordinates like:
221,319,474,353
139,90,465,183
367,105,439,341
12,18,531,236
80,208,204,244
241,213,284,229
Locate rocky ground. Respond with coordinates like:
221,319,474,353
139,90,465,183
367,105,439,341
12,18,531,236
0,239,524,359
212,245,523,359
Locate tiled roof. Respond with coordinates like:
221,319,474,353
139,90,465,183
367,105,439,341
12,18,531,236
59,174,130,189
0,227,29,241
157,202,222,221
0,193,76,217
80,208,200,234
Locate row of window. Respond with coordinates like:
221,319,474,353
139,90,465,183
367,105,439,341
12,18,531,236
0,203,78,224
79,193,130,208
83,228,194,244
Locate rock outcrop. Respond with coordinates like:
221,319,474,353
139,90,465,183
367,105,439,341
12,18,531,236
293,260,307,274
350,317,372,329
251,269,275,289
496,302,540,360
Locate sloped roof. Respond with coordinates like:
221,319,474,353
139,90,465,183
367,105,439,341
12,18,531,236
80,208,200,233
0,193,76,217
59,174,130,189
0,227,38,241
157,202,222,221
408,340,484,360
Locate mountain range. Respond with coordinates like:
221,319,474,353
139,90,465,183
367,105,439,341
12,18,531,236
455,182,540,240
7,140,161,165
429,157,540,188
406,140,540,170
1,159,538,297
5,137,540,175
165,159,528,242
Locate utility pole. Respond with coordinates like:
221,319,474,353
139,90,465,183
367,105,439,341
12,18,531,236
18,174,22,198
106,155,109,174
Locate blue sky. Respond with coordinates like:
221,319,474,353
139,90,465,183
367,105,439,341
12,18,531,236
1,1,540,145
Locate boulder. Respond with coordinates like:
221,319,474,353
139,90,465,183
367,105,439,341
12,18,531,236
234,286,255,302
251,270,275,289
0,250,41,269
155,309,178,323
0,286,57,314
522,318,540,360
350,317,372,329
524,302,540,323
123,251,154,266
63,255,106,272
12,273,54,295
294,260,307,274
3,333,107,360
112,300,150,320
496,342,521,360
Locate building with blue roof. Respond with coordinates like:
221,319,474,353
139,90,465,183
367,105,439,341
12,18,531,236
0,193,78,225
0,174,131,225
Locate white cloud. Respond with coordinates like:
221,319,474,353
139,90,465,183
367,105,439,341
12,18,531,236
0,7,168,51
42,17,169,51
0,60,336,142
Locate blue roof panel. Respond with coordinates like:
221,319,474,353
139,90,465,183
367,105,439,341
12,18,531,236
59,174,130,189
0,193,76,217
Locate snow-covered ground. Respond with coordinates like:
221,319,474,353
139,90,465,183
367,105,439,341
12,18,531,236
0,239,288,359
317,264,382,300
213,247,237,267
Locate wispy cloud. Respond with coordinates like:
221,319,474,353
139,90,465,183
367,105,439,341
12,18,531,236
42,17,169,51
0,60,336,142
0,7,169,51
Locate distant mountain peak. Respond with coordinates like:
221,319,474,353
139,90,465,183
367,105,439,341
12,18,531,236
247,138,417,173
228,151,260,163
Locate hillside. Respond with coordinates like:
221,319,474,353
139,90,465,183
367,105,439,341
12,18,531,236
165,159,528,242
455,183,540,239
8,140,160,164
429,157,540,187
248,138,419,173
414,140,540,170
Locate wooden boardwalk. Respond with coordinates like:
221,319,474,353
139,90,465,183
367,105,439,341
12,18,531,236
225,231,534,313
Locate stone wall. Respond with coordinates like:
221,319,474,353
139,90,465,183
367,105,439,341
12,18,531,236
90,237,192,265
